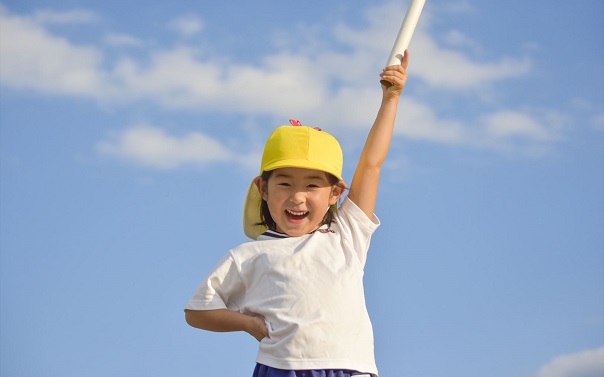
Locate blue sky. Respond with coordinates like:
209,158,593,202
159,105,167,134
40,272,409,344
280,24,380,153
1,0,603,376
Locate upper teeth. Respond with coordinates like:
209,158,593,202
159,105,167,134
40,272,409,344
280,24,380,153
287,210,307,216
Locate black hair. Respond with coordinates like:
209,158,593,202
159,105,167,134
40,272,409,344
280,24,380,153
256,170,343,232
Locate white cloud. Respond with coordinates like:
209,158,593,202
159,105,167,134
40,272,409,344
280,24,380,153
0,2,531,102
313,87,465,144
0,2,569,169
96,126,236,169
570,97,594,111
438,0,477,14
0,6,105,96
331,2,531,91
591,114,604,132
443,29,481,51
482,110,558,142
534,347,604,377
104,33,143,47
395,97,465,143
411,34,533,90
110,47,327,115
32,8,98,24
168,14,204,37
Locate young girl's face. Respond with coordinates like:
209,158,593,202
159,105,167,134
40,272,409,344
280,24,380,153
258,167,343,237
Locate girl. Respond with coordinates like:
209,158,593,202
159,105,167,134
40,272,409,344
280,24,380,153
185,52,409,377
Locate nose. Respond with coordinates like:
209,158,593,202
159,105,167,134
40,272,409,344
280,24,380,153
290,190,305,205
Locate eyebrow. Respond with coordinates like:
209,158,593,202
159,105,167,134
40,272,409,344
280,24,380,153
273,173,325,181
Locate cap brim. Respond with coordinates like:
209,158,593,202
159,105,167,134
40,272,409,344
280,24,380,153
262,159,343,182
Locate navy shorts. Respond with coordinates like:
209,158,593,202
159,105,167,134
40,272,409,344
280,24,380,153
252,363,374,377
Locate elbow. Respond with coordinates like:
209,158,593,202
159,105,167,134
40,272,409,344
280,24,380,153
357,161,382,179
358,157,384,172
185,309,214,330
184,309,197,328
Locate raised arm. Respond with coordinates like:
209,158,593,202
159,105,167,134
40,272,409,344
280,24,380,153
348,51,409,218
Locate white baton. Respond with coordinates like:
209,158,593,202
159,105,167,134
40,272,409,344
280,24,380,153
384,0,427,66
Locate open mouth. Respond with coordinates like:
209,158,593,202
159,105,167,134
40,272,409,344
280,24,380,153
285,209,309,221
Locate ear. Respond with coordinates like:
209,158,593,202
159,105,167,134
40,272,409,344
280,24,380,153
254,176,268,201
328,180,347,205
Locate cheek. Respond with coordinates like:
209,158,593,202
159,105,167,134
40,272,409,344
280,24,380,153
315,190,336,206
265,191,287,212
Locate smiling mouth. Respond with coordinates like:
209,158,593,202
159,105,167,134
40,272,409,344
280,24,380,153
285,209,309,221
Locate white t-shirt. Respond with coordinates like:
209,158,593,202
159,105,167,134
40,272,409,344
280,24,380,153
186,197,380,375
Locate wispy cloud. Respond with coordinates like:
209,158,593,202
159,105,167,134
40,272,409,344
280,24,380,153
104,33,143,47
0,2,583,169
534,347,604,377
0,5,104,96
32,8,98,24
96,125,236,169
442,29,482,52
411,34,532,90
0,3,532,103
438,0,477,14
482,110,559,142
591,114,604,132
168,14,204,37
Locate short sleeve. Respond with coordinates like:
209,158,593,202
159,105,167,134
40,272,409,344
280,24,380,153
185,252,245,312
335,197,380,267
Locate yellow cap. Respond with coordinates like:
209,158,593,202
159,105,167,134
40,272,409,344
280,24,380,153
243,125,343,239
